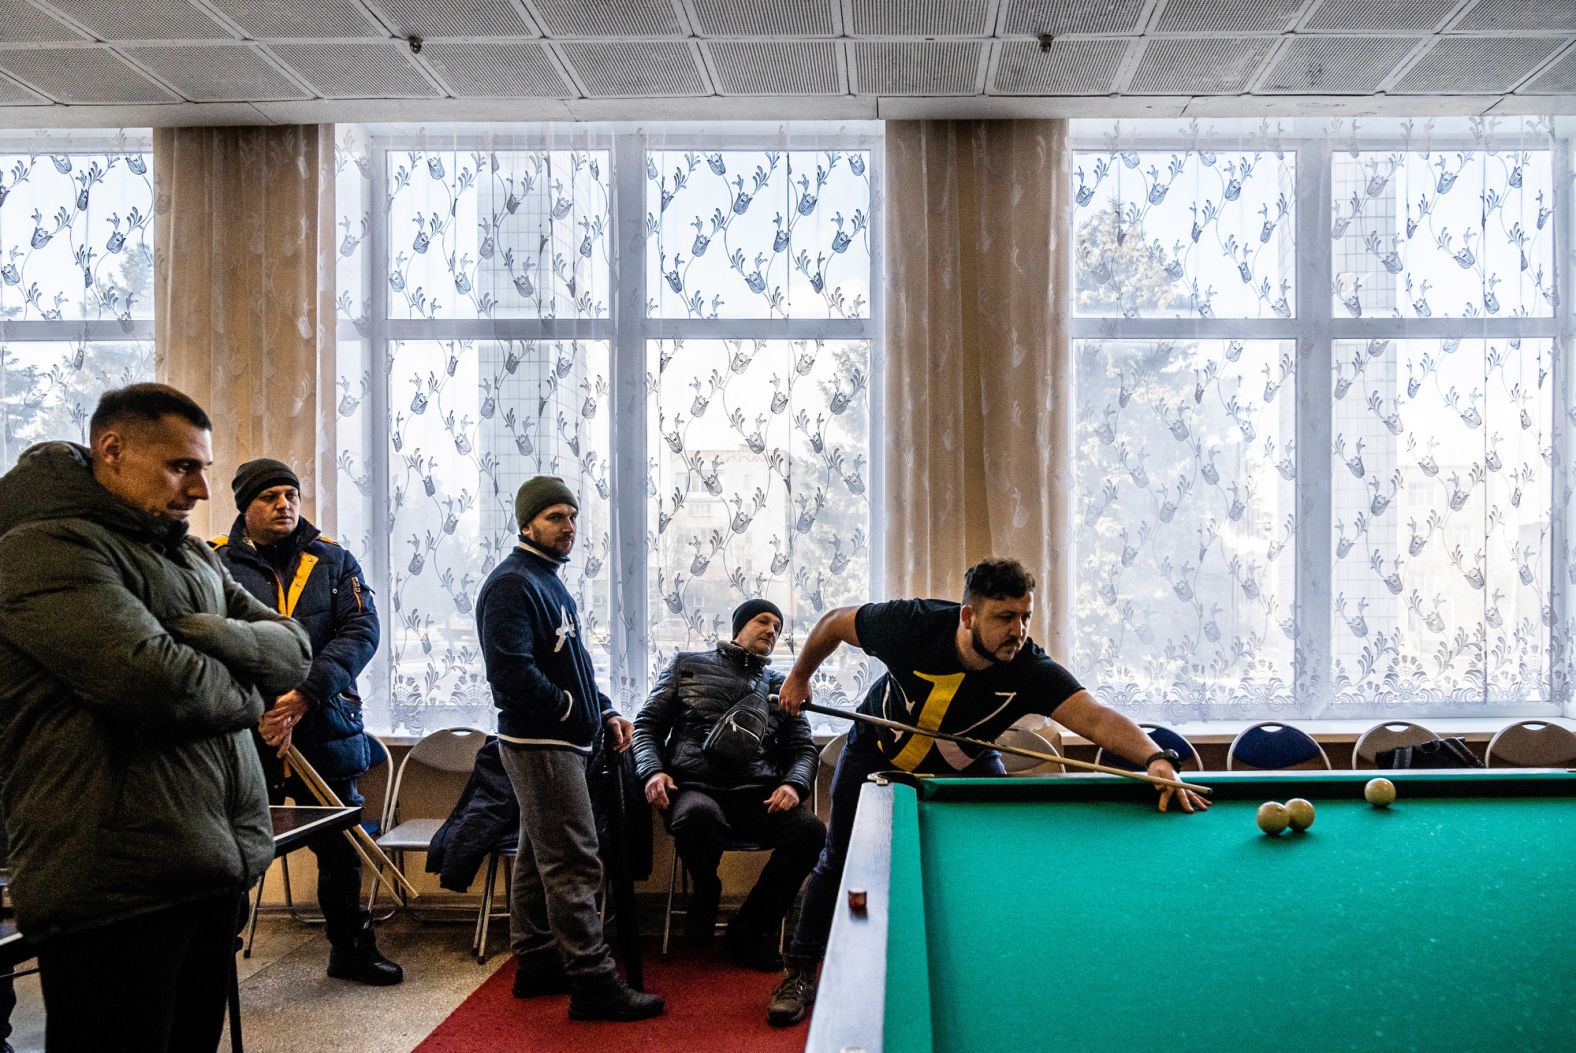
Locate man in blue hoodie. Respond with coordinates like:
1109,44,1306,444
477,476,663,1021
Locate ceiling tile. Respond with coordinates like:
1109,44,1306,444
421,39,574,95
1258,35,1421,92
265,39,443,97
998,0,1147,35
123,43,310,101
1153,0,1309,34
200,0,383,38
850,41,985,94
363,0,540,38
1519,43,1576,93
1301,0,1458,33
1393,36,1567,93
0,70,50,103
525,0,687,36
0,0,91,43
687,0,839,37
0,45,180,101
39,0,234,40
704,40,843,94
556,41,709,95
1451,0,1576,34
1130,38,1277,93
847,0,997,37
990,38,1127,93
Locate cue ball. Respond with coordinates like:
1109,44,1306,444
1256,801,1290,835
1285,798,1315,832
847,887,868,913
1365,778,1397,808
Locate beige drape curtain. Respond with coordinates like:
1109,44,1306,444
153,124,337,540
884,119,1072,654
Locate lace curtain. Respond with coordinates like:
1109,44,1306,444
1069,116,1573,721
0,130,155,467
334,122,880,734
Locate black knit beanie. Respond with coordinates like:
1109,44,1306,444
732,598,784,640
515,475,578,529
232,458,300,512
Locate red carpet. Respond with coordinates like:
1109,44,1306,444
414,945,808,1053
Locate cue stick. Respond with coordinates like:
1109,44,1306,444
284,744,422,899
799,702,1213,797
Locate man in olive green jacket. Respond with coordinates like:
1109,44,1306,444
0,384,312,1053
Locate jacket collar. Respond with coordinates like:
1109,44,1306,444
716,639,771,673
516,536,570,568
226,513,320,559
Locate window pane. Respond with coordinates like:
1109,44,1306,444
646,149,873,320
1073,338,1296,717
1330,338,1551,705
0,147,155,323
1331,149,1554,319
385,148,611,320
1072,148,1295,319
384,338,611,735
647,338,871,707
0,340,153,464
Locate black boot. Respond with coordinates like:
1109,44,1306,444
327,926,404,986
766,954,819,1027
513,953,571,998
567,973,665,1021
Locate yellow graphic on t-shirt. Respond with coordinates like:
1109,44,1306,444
886,671,966,770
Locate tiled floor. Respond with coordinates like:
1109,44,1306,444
6,913,500,1053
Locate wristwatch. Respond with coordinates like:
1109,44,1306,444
1144,748,1183,770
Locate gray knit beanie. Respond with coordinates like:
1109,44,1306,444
232,457,300,512
515,475,578,529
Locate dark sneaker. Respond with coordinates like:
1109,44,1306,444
568,974,665,1021
326,931,405,986
766,957,819,1027
724,923,783,972
513,954,572,998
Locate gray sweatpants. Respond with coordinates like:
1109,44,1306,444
499,744,615,980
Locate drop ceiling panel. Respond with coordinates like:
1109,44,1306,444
38,0,235,40
704,41,844,94
421,39,573,96
1300,0,1458,33
687,0,840,37
990,39,1127,94
1258,35,1421,92
1130,37,1276,92
364,0,540,38
0,0,91,43
200,0,383,38
851,41,986,94
1393,37,1567,93
556,41,709,95
997,0,1147,35
0,71,49,104
525,0,688,36
266,40,443,98
0,46,181,101
1520,44,1576,94
1451,0,1576,34
847,1,997,37
124,43,311,101
1152,0,1307,34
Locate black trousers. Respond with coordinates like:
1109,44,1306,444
37,893,240,1053
666,787,826,935
269,771,367,948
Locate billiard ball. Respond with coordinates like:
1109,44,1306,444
1256,801,1290,835
1285,798,1315,831
1365,778,1396,808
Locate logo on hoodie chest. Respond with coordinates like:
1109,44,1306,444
554,604,576,652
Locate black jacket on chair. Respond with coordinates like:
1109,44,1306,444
632,642,817,799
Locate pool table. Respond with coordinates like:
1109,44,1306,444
804,770,1576,1053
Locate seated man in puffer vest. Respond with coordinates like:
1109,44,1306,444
212,457,402,986
633,600,826,971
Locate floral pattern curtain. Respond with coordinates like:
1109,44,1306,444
1069,116,1571,721
0,131,155,469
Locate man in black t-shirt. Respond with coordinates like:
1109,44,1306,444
764,557,1209,1027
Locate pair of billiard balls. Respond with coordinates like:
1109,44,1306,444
1256,798,1315,835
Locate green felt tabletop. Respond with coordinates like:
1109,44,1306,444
886,774,1576,1053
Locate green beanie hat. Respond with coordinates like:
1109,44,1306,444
515,475,578,530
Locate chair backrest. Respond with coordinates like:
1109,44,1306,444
814,734,847,822
1226,722,1330,771
1353,721,1439,769
386,726,489,826
1485,721,1576,768
1095,724,1201,772
358,734,393,836
996,727,1064,775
